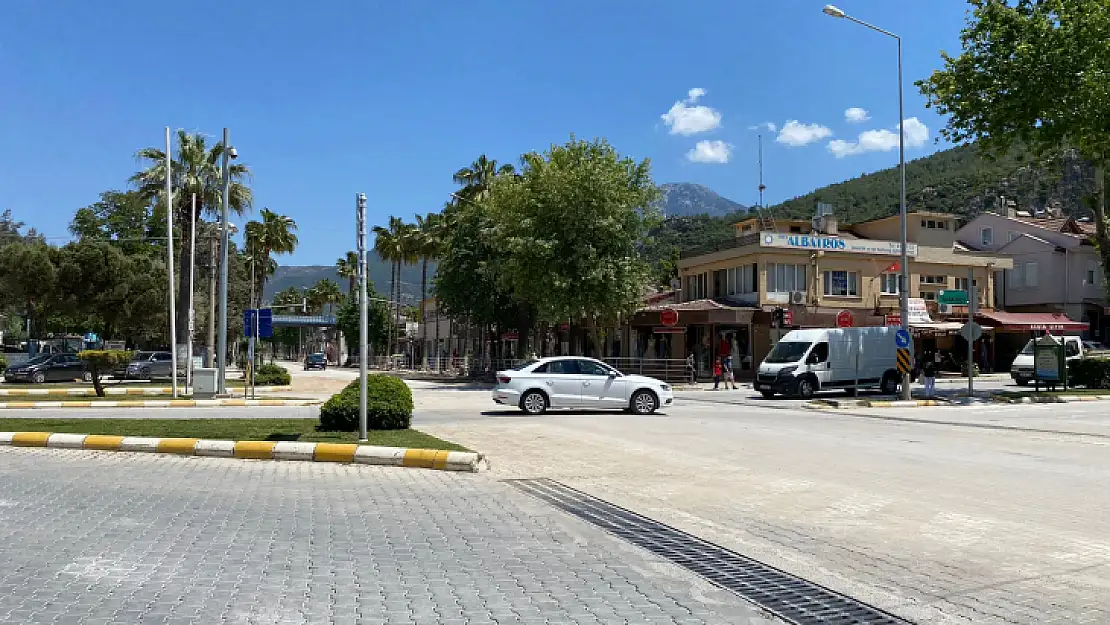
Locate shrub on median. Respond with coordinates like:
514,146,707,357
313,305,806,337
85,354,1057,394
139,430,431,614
1068,357,1110,389
318,375,413,431
0,353,6,374
252,363,292,386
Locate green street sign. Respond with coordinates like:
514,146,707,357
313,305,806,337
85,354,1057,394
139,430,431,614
938,289,969,306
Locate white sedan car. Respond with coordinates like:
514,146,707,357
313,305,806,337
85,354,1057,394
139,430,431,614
492,356,674,415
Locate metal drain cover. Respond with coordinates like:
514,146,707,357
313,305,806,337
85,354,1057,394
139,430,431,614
508,478,910,625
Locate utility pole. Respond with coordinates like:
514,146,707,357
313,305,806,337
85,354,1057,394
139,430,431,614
187,193,196,390
207,233,217,368
217,127,231,395
357,193,369,442
166,127,179,399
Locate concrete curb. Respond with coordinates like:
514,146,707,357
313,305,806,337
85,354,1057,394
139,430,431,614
0,386,292,397
0,398,320,409
0,431,485,472
991,394,1110,404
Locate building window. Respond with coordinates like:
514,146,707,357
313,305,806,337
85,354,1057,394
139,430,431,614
953,277,979,292
1008,264,1023,289
726,268,736,295
921,219,947,230
1009,231,1020,243
1024,261,1038,288
823,270,859,297
880,273,899,295
737,264,755,294
981,227,994,246
1086,263,1098,286
768,263,807,293
789,225,803,233
920,275,947,286
921,290,937,301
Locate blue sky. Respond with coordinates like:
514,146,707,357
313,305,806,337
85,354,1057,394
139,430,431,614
0,1,970,264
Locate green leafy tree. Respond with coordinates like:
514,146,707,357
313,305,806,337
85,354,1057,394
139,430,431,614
307,278,342,314
335,290,391,358
244,208,298,307
69,190,164,255
0,241,57,338
486,136,660,355
132,130,252,343
77,350,133,397
414,212,442,367
917,0,1110,288
335,250,358,295
373,217,416,356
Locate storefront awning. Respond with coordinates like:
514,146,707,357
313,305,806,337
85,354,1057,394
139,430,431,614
975,311,1088,332
910,322,968,336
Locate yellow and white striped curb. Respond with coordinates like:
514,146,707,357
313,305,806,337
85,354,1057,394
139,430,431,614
0,398,320,409
0,386,292,397
992,393,1110,404
864,399,943,408
0,431,485,472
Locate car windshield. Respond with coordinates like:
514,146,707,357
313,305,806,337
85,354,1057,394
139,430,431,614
309,354,325,361
764,341,813,364
132,352,151,361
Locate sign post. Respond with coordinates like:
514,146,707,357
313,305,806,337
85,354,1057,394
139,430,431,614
836,309,854,329
965,270,977,396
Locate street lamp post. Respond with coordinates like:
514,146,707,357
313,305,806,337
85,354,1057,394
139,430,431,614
217,128,234,395
824,4,911,400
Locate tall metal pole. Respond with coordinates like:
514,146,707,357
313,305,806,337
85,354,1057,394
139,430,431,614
217,128,230,395
357,193,369,442
166,128,179,399
249,256,255,400
187,193,196,391
757,134,766,209
968,268,977,396
896,36,911,400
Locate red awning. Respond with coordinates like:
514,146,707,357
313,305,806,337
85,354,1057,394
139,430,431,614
975,311,1088,332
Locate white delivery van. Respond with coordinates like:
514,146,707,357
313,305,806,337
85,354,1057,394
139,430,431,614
1009,335,1085,386
754,327,902,399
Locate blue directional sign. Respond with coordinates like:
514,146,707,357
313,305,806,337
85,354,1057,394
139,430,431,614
244,309,275,339
894,328,911,349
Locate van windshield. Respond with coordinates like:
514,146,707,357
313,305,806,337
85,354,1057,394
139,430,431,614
765,341,812,364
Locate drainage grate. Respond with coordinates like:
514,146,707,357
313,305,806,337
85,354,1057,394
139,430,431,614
507,478,910,625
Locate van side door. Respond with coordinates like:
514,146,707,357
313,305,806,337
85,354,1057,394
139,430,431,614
805,342,831,384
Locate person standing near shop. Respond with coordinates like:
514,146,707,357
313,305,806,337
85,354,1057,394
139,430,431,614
712,357,723,390
921,350,938,398
722,353,738,390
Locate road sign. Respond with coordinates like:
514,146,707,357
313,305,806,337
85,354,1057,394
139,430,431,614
894,328,911,349
896,348,913,374
885,314,902,327
782,309,793,326
959,321,982,342
938,290,969,306
660,307,679,327
258,308,273,338
836,309,853,328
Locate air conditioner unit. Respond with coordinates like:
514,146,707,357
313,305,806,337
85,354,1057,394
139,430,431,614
938,303,951,314
790,291,806,305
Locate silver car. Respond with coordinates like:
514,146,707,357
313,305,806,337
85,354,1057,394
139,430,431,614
123,351,185,380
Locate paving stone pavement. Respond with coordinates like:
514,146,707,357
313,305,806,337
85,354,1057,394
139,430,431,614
0,447,780,625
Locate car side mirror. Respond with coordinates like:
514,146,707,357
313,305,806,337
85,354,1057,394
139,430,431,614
607,371,617,378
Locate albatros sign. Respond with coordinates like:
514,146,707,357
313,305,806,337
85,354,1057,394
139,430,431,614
760,233,918,257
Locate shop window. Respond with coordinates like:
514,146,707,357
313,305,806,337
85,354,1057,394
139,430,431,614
822,270,859,297
768,263,807,293
880,274,899,295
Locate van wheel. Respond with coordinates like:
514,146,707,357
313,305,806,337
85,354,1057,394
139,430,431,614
880,372,899,395
795,377,815,399
760,390,775,399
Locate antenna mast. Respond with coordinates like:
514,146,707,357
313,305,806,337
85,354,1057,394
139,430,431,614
757,134,775,231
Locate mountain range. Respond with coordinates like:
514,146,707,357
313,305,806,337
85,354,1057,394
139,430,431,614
656,183,747,218
264,261,430,303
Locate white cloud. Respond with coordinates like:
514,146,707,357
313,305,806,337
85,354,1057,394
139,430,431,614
748,121,777,132
660,88,721,135
844,107,870,123
776,120,833,147
686,140,732,164
827,117,930,157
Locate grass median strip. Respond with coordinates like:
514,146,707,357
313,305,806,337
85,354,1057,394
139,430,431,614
0,418,468,451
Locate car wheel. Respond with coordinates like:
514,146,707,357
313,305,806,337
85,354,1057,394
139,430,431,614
520,390,548,415
760,390,775,399
32,371,45,384
795,377,815,399
140,367,151,379
1015,378,1029,387
630,389,658,415
880,371,899,395
82,371,93,383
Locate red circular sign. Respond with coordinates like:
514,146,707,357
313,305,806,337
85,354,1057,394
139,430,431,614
836,309,854,328
660,307,679,327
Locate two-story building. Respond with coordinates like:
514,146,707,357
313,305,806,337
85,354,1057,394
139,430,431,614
636,209,1013,378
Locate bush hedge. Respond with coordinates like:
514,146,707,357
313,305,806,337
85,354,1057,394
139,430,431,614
252,363,291,386
0,354,6,374
319,376,413,431
1068,357,1110,389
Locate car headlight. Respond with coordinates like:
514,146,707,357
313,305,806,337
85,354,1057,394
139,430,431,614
776,365,798,377
660,384,671,392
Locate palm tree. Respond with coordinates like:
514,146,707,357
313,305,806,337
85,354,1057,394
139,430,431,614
335,250,358,295
132,130,252,343
307,279,342,315
373,217,405,358
244,208,298,307
451,154,515,204
395,223,420,363
414,212,442,369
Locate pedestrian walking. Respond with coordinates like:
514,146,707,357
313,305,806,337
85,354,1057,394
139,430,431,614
713,358,723,390
723,354,738,389
921,350,938,398
685,352,697,385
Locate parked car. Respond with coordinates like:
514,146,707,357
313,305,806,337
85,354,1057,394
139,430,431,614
492,356,673,415
304,353,327,371
3,353,91,384
121,351,184,380
1010,336,1094,386
755,327,902,399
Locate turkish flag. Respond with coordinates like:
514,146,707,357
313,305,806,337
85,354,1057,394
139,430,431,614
884,261,901,273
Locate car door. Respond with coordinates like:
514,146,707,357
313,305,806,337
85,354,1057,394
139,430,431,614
153,352,173,378
43,355,64,381
49,354,76,381
576,359,626,409
534,360,584,408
